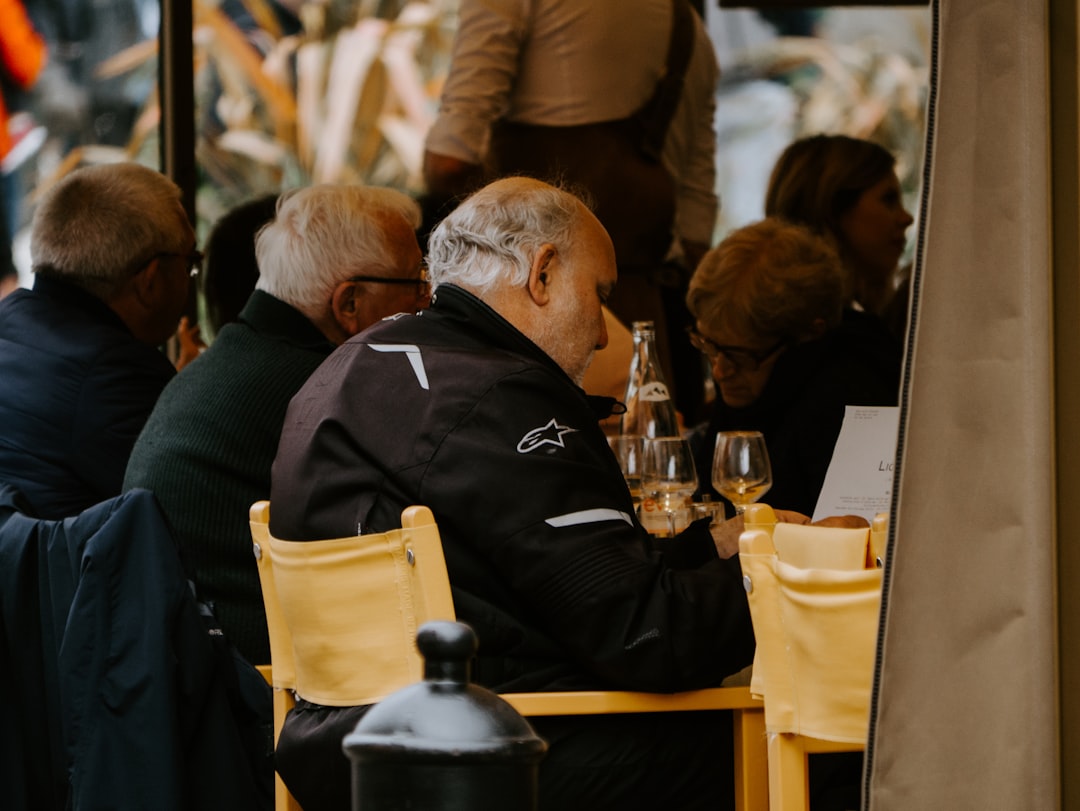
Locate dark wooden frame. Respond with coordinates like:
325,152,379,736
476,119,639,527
718,2,928,7
158,0,197,317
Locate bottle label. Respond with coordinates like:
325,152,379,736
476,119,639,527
638,382,671,402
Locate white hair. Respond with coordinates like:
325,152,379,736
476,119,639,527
426,180,583,295
255,184,421,319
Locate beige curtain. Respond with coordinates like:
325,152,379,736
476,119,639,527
865,0,1060,807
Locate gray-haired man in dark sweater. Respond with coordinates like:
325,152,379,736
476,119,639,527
123,184,429,665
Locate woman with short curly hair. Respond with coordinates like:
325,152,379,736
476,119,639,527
686,217,900,516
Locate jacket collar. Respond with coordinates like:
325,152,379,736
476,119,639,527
32,273,132,334
235,289,336,354
430,284,620,419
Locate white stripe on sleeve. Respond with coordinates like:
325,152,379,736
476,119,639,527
545,508,634,528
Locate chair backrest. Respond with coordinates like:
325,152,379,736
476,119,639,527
739,510,883,744
742,502,778,532
744,502,875,570
249,501,456,707
251,502,296,693
250,501,773,811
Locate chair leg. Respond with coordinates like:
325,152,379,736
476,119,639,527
767,732,810,811
271,688,303,811
733,706,768,811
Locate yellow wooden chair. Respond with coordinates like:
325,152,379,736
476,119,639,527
250,500,766,811
738,504,883,811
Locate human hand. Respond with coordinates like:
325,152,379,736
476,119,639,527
709,514,744,559
173,316,206,370
422,150,484,199
0,273,20,300
711,510,804,559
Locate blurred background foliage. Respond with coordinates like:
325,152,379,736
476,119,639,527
9,2,928,278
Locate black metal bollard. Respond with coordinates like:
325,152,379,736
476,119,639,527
343,620,548,811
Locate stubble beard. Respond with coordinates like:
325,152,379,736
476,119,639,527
532,315,595,387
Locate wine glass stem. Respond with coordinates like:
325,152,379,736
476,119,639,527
733,503,747,516
666,510,677,537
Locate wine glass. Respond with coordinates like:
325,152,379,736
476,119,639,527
609,434,644,512
641,437,698,537
712,431,773,515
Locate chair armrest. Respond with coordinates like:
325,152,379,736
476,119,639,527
501,686,761,716
505,687,767,811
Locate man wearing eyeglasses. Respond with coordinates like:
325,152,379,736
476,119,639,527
0,162,196,519
123,183,428,667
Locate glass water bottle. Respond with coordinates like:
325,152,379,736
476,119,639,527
620,321,679,438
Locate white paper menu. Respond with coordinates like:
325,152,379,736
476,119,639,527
812,405,900,524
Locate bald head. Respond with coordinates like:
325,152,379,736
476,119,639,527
427,177,617,384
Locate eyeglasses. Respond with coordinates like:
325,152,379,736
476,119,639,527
348,273,430,296
686,327,787,372
156,249,204,278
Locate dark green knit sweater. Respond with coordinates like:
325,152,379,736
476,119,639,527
123,291,335,664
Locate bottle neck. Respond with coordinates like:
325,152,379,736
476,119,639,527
631,330,660,380
631,323,657,364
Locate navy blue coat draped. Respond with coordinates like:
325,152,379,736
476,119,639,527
0,485,272,810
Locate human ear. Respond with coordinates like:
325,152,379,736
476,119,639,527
526,244,557,306
131,258,161,308
330,280,363,339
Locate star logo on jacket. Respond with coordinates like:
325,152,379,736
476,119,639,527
516,419,577,454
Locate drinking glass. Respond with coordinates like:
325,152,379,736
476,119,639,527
609,434,644,511
712,431,773,515
641,437,698,537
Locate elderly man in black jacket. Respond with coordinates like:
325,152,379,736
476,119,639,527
270,177,755,811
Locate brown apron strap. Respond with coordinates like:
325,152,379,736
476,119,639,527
636,0,698,161
489,120,675,273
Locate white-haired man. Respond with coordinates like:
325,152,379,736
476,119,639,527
124,183,427,666
270,177,754,811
